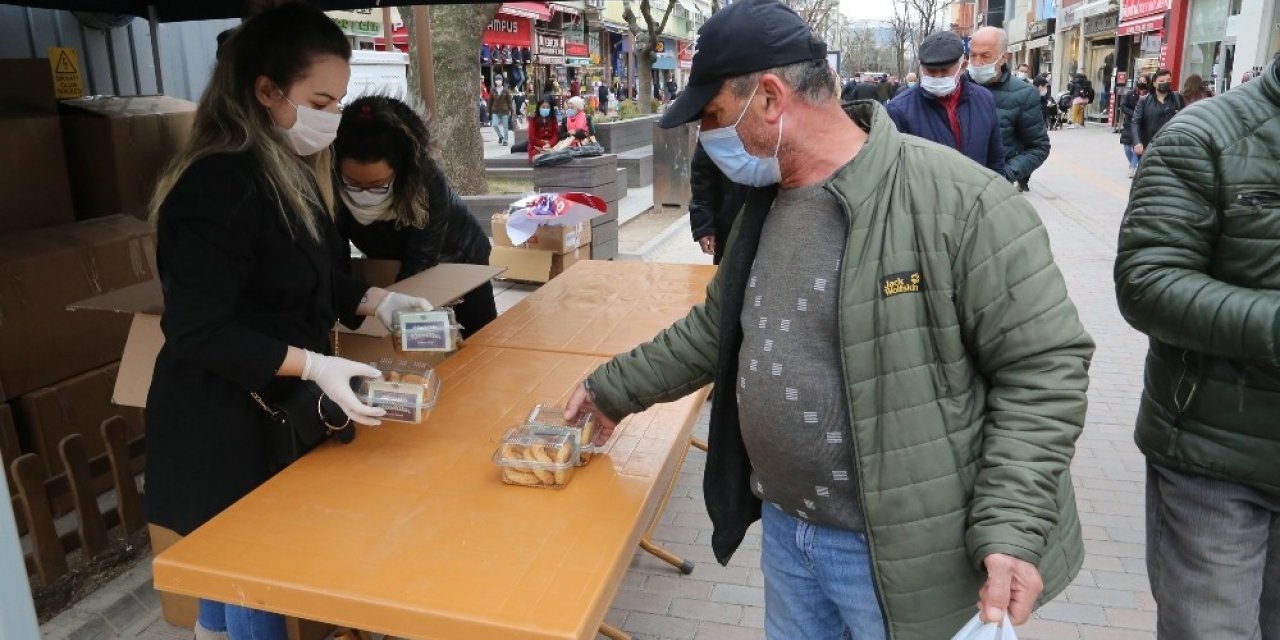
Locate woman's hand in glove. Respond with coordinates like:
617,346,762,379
373,292,434,332
301,351,386,426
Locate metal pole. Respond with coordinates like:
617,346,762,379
0,471,40,640
148,5,165,95
412,5,436,113
380,7,394,51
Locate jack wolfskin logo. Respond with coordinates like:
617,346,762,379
881,271,924,298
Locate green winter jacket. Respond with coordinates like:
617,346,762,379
1115,60,1280,491
985,68,1051,182
588,101,1094,639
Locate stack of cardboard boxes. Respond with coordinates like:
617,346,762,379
0,58,194,510
532,154,621,261
488,213,592,283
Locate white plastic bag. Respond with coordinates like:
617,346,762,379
948,614,1019,640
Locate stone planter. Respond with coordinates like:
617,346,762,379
595,115,660,154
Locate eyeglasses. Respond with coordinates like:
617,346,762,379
342,179,394,195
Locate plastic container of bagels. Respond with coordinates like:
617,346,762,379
493,426,577,489
524,403,596,465
353,359,442,424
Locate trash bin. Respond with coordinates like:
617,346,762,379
652,121,697,211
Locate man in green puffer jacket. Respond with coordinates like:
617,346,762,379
564,2,1094,638
967,26,1051,192
1114,54,1280,639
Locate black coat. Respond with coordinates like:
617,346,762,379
1119,90,1142,145
146,152,368,535
688,143,748,265
337,158,491,282
1131,91,1185,147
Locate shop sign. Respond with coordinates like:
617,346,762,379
1084,10,1119,36
485,17,532,48
332,17,382,36
1028,18,1056,38
1117,14,1164,36
1120,0,1171,22
1060,3,1081,28
566,42,589,57
536,55,566,65
536,31,565,56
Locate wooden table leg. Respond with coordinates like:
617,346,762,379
599,622,632,639
637,439,696,575
689,437,708,452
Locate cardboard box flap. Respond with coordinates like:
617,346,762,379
0,59,58,115
339,263,506,337
68,279,163,315
115,315,164,409
60,95,197,118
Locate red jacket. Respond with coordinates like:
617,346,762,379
527,116,560,163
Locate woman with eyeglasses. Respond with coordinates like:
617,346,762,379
334,95,497,337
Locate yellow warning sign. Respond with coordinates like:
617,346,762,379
48,47,84,99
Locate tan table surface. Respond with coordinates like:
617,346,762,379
466,260,717,358
152,345,709,640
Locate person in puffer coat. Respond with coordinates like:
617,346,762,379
1114,54,1280,640
566,1,1094,638
966,27,1050,192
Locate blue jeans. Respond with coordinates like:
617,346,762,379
199,599,287,640
761,502,887,640
492,113,510,145
1123,144,1139,169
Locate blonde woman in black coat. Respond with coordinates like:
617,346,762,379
146,5,431,638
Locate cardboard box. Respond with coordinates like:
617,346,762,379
71,263,504,409
17,363,145,480
489,245,588,284
0,59,58,114
1,403,19,496
0,216,156,401
0,114,77,234
490,214,591,253
59,96,197,220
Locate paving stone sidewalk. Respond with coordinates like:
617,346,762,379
42,125,1156,640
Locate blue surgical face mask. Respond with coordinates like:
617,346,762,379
921,69,960,97
565,107,577,117
539,107,551,118
697,84,782,187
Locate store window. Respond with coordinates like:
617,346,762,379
1183,0,1240,87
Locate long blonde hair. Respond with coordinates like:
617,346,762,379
150,2,351,242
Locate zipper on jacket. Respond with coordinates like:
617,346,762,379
1236,192,1280,213
825,183,893,639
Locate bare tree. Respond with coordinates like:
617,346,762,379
906,0,947,40
622,0,678,115
402,5,499,195
889,0,914,78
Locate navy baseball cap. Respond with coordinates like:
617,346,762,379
659,0,827,129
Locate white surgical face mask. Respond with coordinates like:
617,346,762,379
341,188,396,225
278,96,341,156
968,61,998,84
921,69,960,97
698,83,782,187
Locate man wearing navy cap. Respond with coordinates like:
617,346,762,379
886,31,1006,174
567,1,1092,638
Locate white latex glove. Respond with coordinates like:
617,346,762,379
301,351,386,426
374,292,434,332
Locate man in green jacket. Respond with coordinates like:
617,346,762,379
565,2,1093,639
1114,54,1280,639
967,26,1051,192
